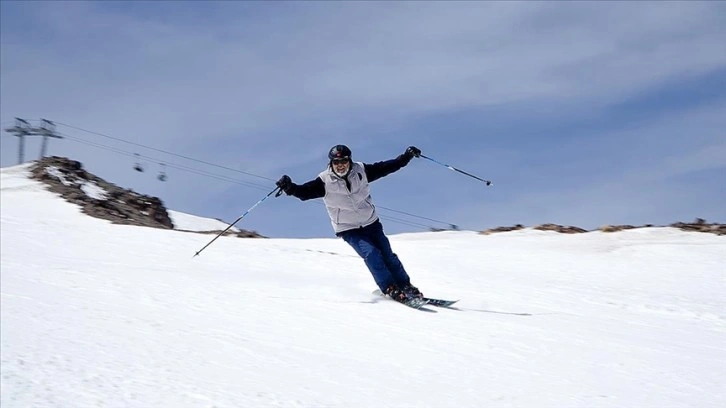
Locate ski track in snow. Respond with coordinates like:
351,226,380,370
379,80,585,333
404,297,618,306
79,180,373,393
2,164,725,408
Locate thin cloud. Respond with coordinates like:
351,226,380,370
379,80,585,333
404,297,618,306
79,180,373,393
2,2,725,236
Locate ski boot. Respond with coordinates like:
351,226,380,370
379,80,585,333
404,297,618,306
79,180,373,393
402,284,424,299
385,284,409,303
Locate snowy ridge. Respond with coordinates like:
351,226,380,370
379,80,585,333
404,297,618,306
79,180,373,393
167,210,240,233
5,160,240,234
2,164,725,408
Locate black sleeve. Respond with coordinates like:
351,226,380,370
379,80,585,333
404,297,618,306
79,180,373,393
363,154,411,183
288,177,326,201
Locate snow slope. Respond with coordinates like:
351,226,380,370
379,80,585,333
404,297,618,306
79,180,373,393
167,210,239,233
2,163,725,408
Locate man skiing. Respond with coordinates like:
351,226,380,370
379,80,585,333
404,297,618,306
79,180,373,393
276,144,423,303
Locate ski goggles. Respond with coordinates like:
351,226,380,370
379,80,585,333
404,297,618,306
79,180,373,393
331,157,350,165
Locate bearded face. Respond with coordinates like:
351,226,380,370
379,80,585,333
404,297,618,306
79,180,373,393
331,157,351,177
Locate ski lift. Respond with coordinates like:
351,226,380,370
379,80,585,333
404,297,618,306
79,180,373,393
157,163,167,182
133,153,144,172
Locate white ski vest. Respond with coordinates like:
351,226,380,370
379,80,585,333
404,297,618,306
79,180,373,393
318,161,378,234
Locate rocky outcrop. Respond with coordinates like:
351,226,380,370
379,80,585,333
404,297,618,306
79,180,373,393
533,224,588,234
599,225,638,232
480,220,725,236
30,156,174,229
669,218,726,236
29,156,265,237
481,224,525,235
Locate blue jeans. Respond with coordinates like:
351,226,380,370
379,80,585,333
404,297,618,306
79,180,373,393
339,220,412,292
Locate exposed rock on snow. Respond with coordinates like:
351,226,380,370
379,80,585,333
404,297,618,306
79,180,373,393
669,218,726,235
29,156,265,237
480,224,526,234
481,220,725,236
533,224,588,234
30,156,174,229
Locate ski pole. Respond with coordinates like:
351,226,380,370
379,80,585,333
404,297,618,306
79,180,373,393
419,154,492,186
193,186,281,257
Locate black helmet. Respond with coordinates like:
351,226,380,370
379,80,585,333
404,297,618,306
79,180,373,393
328,144,352,160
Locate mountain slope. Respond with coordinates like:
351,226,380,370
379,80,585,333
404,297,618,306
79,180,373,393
2,163,725,408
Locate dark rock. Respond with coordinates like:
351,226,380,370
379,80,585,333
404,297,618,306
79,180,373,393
533,224,587,234
480,220,725,236
28,156,266,238
599,225,637,233
30,156,174,229
670,219,726,236
480,224,525,235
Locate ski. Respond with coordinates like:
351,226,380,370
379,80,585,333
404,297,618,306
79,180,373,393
422,298,459,308
371,290,460,310
398,297,432,310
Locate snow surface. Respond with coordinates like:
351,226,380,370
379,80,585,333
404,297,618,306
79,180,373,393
1,163,725,408
167,210,240,233
79,181,107,200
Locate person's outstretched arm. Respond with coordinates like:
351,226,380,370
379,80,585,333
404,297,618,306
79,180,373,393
276,175,325,201
364,146,421,182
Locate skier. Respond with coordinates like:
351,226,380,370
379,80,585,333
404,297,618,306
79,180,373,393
276,144,424,303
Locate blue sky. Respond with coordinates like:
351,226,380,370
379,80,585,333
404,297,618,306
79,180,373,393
2,1,725,238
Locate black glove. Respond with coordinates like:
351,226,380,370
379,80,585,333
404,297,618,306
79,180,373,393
405,146,421,159
276,175,294,195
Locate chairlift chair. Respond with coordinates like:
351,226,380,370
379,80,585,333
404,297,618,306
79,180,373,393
133,153,144,172
157,163,167,181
